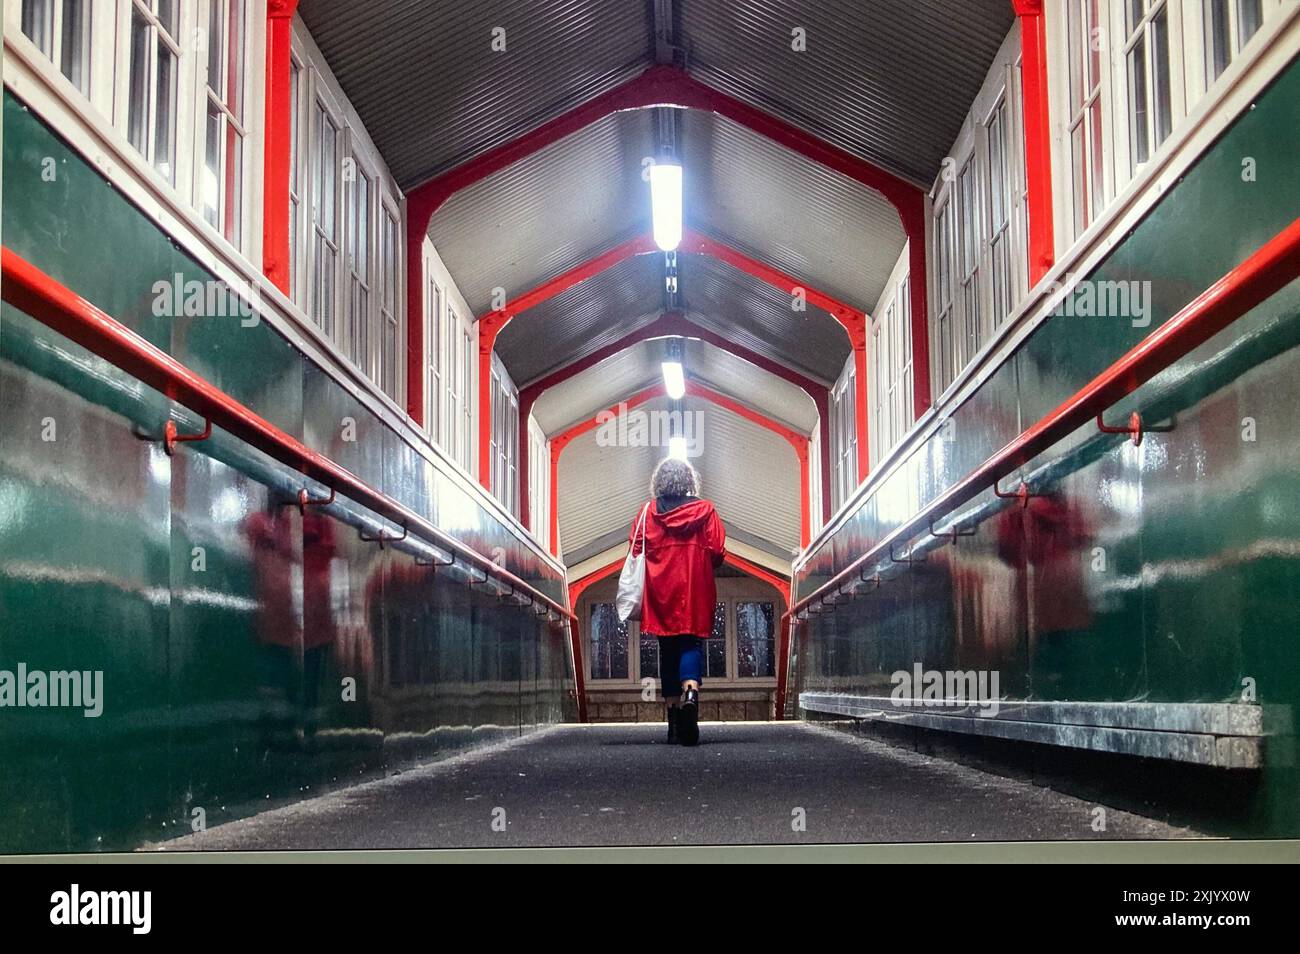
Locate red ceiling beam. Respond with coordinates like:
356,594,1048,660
476,234,660,488
679,228,863,325
516,311,833,534
403,64,932,450
1013,0,1057,285
260,0,300,295
679,228,871,483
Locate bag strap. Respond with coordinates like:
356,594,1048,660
633,502,650,553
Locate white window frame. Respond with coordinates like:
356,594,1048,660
3,2,429,451
829,358,857,511
1062,0,1111,239
807,426,823,538
446,306,463,466
1052,0,1286,256
118,0,186,188
926,26,1032,407
425,277,444,441
586,600,635,684
377,196,403,403
420,235,478,472
984,91,1015,329
490,353,520,516
291,19,406,401
528,416,551,550
581,578,784,688
868,264,914,467
459,313,474,472
1189,0,1276,96
344,140,375,375
287,51,304,300
933,193,957,394
1011,55,1031,301
17,0,92,96
956,154,985,367
195,0,251,250
1121,0,1184,179
308,85,343,341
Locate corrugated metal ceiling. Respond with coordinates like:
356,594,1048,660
680,339,818,432
494,252,664,386
428,110,656,317
678,0,1016,185
681,110,904,310
678,252,850,383
533,344,662,435
427,105,899,350
297,0,654,188
693,397,802,553
299,0,1011,192
296,0,1014,560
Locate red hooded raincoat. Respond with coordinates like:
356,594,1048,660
629,497,727,638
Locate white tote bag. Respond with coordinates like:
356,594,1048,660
616,503,651,622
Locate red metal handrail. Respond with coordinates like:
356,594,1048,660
788,216,1300,618
0,247,576,623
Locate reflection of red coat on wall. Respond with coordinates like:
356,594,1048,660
242,509,300,649
302,512,337,650
630,497,726,638
996,493,1094,635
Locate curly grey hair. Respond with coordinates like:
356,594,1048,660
650,457,699,498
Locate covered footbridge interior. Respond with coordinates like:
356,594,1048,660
2,0,1300,852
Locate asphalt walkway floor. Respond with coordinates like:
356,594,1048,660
155,722,1198,851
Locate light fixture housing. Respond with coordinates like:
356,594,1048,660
650,159,683,252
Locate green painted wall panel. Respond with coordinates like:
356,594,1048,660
792,55,1300,833
0,89,572,853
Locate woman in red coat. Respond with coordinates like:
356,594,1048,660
629,457,726,746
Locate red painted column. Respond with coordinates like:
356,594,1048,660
899,194,932,421
261,0,299,295
834,311,871,484
477,311,509,490
566,616,589,722
795,442,811,549
774,615,799,720
1015,0,1057,285
404,192,440,427
517,389,537,532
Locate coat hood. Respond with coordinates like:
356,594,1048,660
652,497,715,535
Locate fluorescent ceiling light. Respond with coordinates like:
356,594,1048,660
661,360,685,399
668,436,689,460
650,160,683,252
